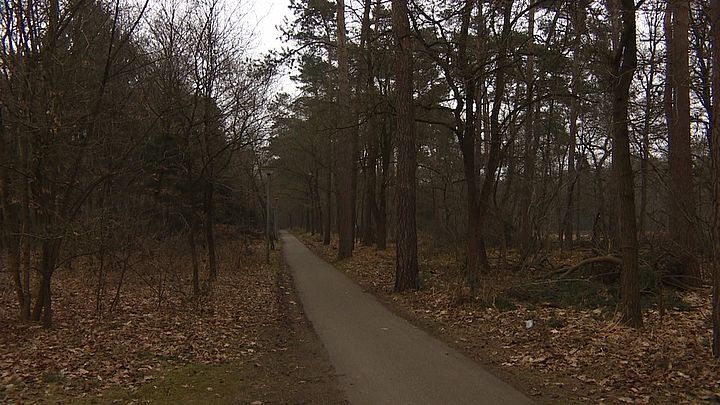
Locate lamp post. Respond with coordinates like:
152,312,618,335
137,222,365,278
261,167,274,264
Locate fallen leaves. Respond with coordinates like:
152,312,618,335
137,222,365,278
0,239,283,403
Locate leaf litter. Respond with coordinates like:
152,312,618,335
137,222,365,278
300,233,720,404
0,237,342,404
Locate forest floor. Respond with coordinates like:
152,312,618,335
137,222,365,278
298,232,720,404
0,233,345,404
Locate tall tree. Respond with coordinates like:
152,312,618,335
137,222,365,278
637,3,663,242
561,0,588,248
457,0,481,287
359,0,376,247
335,0,356,259
391,0,419,291
666,0,699,287
519,3,537,256
410,0,493,289
611,0,642,327
475,0,512,276
710,0,720,358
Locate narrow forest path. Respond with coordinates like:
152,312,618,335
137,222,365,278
281,231,533,405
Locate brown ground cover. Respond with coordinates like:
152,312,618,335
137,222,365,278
299,232,720,404
0,237,344,404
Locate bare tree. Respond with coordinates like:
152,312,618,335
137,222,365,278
561,0,588,248
519,2,536,256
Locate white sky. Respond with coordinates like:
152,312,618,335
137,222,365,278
247,0,297,94
248,0,291,54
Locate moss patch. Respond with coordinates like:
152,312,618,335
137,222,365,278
74,362,255,405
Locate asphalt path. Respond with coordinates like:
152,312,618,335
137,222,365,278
281,231,533,405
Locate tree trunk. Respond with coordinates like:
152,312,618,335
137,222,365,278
612,0,642,328
205,182,217,282
10,236,25,319
21,175,32,320
335,0,356,260
666,0,699,287
32,240,59,327
475,0,512,275
709,0,720,358
308,179,316,235
359,0,374,247
363,146,377,246
453,0,482,289
314,172,323,235
190,217,200,298
324,152,332,245
519,4,536,256
376,117,390,250
562,0,586,249
639,14,660,242
358,0,377,246
40,271,52,328
391,0,418,292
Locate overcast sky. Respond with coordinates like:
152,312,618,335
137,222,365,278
248,0,297,94
249,0,291,54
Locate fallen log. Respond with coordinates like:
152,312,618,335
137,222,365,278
547,255,622,279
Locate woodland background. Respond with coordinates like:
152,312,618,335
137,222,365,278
272,0,720,346
2,0,720,403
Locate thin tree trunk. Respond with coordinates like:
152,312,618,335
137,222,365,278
314,171,323,235
364,139,377,246
639,16,659,241
190,218,200,298
475,0,512,274
205,182,217,282
32,277,45,322
308,178,315,235
40,270,52,328
10,236,25,318
19,129,33,319
562,0,586,249
33,240,59,327
95,224,107,313
109,258,129,313
324,150,332,245
358,0,374,247
376,116,390,250
21,174,32,320
519,4,536,256
358,0,372,243
454,0,481,289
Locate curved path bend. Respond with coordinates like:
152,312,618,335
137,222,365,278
281,231,533,405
